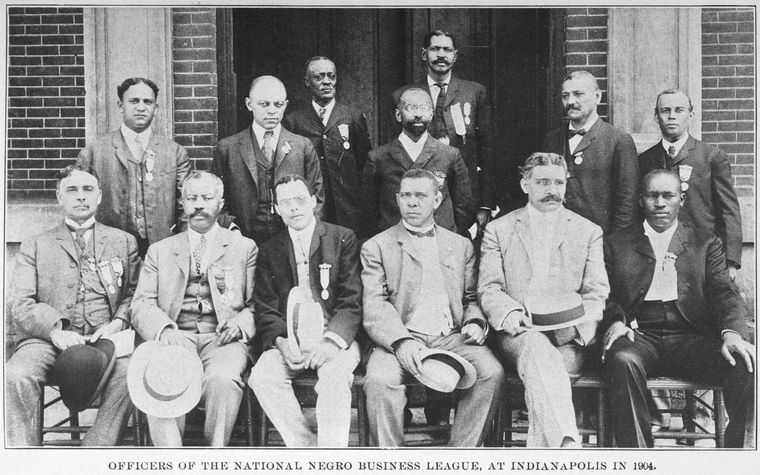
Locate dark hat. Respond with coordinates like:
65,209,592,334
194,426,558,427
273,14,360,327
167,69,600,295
51,339,117,412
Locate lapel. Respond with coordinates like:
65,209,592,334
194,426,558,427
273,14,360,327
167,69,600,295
666,223,688,258
308,221,326,260
111,130,130,169
513,208,534,269
304,104,326,132
273,128,292,172
54,222,79,263
206,227,230,268
571,117,602,156
93,222,109,262
434,228,459,305
442,77,459,109
396,224,422,263
281,232,300,285
173,232,192,278
324,101,344,133
206,229,231,313
413,137,437,169
388,138,415,170
237,129,260,186
671,135,695,167
634,228,656,261
552,208,571,251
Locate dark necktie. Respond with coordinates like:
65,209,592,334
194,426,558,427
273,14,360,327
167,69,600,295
262,130,274,164
408,228,435,238
431,81,447,139
318,107,327,124
568,128,587,137
66,224,93,251
667,145,677,168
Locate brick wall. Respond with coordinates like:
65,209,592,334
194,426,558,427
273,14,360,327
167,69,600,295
564,8,609,119
702,7,755,198
172,8,219,170
7,7,85,199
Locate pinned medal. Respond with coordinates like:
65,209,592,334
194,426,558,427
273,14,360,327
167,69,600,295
107,284,116,294
681,182,689,191
111,258,124,287
319,263,331,300
574,152,584,165
343,141,350,150
678,164,692,193
145,172,154,182
145,150,156,182
338,124,350,150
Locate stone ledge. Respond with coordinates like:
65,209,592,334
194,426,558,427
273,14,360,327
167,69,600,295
5,196,62,243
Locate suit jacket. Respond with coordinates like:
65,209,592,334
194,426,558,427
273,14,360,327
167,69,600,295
543,119,639,234
283,102,373,238
478,206,609,344
131,228,258,343
76,129,191,245
362,136,473,235
603,223,746,339
9,222,140,349
254,221,362,351
393,77,494,210
638,135,742,267
212,126,325,240
361,222,485,350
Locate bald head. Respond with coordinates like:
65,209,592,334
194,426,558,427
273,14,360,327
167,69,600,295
246,75,288,130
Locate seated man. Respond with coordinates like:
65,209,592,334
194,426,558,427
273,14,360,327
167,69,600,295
249,175,362,447
478,152,609,447
6,164,140,446
130,171,258,446
361,168,504,447
602,169,754,448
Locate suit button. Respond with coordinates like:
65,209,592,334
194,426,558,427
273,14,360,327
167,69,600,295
66,304,72,309
322,134,327,139
68,283,74,288
70,263,76,268
639,289,645,295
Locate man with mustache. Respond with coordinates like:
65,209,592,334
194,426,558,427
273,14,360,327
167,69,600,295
131,171,258,446
363,87,473,236
542,71,639,235
478,152,609,447
283,56,373,239
77,77,191,257
393,30,494,238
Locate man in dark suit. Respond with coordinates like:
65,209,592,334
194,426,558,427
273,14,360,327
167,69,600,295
6,164,140,446
282,56,373,239
393,30,494,235
602,169,754,448
639,88,742,279
542,70,639,235
77,77,191,256
212,75,325,245
250,175,361,447
363,87,473,236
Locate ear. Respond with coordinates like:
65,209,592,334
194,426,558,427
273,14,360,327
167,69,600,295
451,48,458,64
520,178,529,195
394,108,402,123
594,89,602,105
433,190,443,210
117,100,124,111
421,47,428,62
56,188,63,206
96,189,102,206
274,203,283,217
245,97,254,112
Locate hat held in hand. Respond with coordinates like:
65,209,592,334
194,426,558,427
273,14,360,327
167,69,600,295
415,348,477,393
51,338,117,412
525,292,585,331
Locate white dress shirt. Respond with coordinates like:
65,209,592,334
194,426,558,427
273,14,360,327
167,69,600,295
661,134,689,158
568,115,598,155
120,124,152,161
398,131,429,162
427,72,452,105
188,223,221,276
643,220,679,302
312,99,336,125
251,122,281,156
65,216,96,246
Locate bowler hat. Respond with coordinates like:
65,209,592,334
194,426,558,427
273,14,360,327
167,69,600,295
51,338,117,412
415,348,477,393
127,341,203,418
286,286,325,356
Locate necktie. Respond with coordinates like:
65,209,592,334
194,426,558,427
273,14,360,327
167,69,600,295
193,234,207,276
262,130,274,164
667,145,677,168
318,107,327,124
134,135,145,161
431,81,447,139
408,228,435,238
66,223,93,251
568,128,587,137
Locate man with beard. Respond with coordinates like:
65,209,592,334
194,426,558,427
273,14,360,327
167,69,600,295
363,87,473,236
283,56,373,238
542,71,639,235
478,152,609,447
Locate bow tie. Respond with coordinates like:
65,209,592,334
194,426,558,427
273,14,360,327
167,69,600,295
408,228,435,238
568,128,587,137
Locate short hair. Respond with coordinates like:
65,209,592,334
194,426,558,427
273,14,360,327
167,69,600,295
397,87,432,110
519,152,568,179
181,170,224,198
399,168,440,192
117,77,159,101
640,169,681,194
562,70,600,91
423,29,457,49
56,163,99,190
303,55,335,78
273,174,311,202
248,75,286,97
655,88,694,113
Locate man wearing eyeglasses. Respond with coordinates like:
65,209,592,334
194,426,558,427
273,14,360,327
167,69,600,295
363,87,473,236
213,75,325,245
249,174,362,447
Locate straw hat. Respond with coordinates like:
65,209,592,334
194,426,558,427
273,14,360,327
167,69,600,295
415,348,477,393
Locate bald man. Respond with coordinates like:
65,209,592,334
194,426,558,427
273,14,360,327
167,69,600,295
213,75,325,245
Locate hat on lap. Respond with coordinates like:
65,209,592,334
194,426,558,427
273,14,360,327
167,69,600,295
415,348,477,393
525,292,586,331
51,338,117,412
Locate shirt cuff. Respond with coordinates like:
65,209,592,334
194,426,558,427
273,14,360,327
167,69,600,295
721,329,742,341
323,331,348,350
463,319,489,338
155,322,178,341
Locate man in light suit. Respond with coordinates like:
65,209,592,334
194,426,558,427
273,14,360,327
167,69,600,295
361,169,504,447
131,171,258,446
213,75,324,246
639,89,742,278
77,77,191,257
542,70,639,235
250,175,362,447
6,164,140,446
283,56,373,239
393,30,495,235
602,169,754,448
478,152,609,447
363,87,473,236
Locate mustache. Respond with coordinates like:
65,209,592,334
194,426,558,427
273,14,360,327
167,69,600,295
540,194,562,203
564,104,581,112
433,59,450,65
189,210,211,219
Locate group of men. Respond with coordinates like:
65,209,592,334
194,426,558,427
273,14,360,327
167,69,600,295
6,28,754,449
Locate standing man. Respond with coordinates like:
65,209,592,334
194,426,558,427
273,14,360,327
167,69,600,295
361,169,504,447
602,169,754,448
77,77,191,257
363,87,473,236
130,171,258,446
478,152,609,447
542,70,639,235
250,175,362,447
283,56,373,238
394,30,495,235
639,89,742,279
6,164,140,446
213,75,325,245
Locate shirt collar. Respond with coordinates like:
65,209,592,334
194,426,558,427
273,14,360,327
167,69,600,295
402,220,435,235
251,122,281,146
569,114,598,133
661,134,689,155
398,130,429,149
120,123,152,144
527,202,562,223
188,223,221,245
312,99,336,117
427,73,452,87
643,219,679,243
288,218,317,245
65,217,96,231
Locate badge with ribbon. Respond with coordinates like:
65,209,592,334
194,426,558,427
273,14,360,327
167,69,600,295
110,258,124,288
450,103,467,144
432,171,447,190
98,261,116,294
319,263,331,300
662,251,678,287
145,150,156,182
463,102,472,126
574,151,584,165
338,124,350,150
678,164,693,192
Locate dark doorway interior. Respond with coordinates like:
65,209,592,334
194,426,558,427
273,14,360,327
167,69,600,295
219,8,560,213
